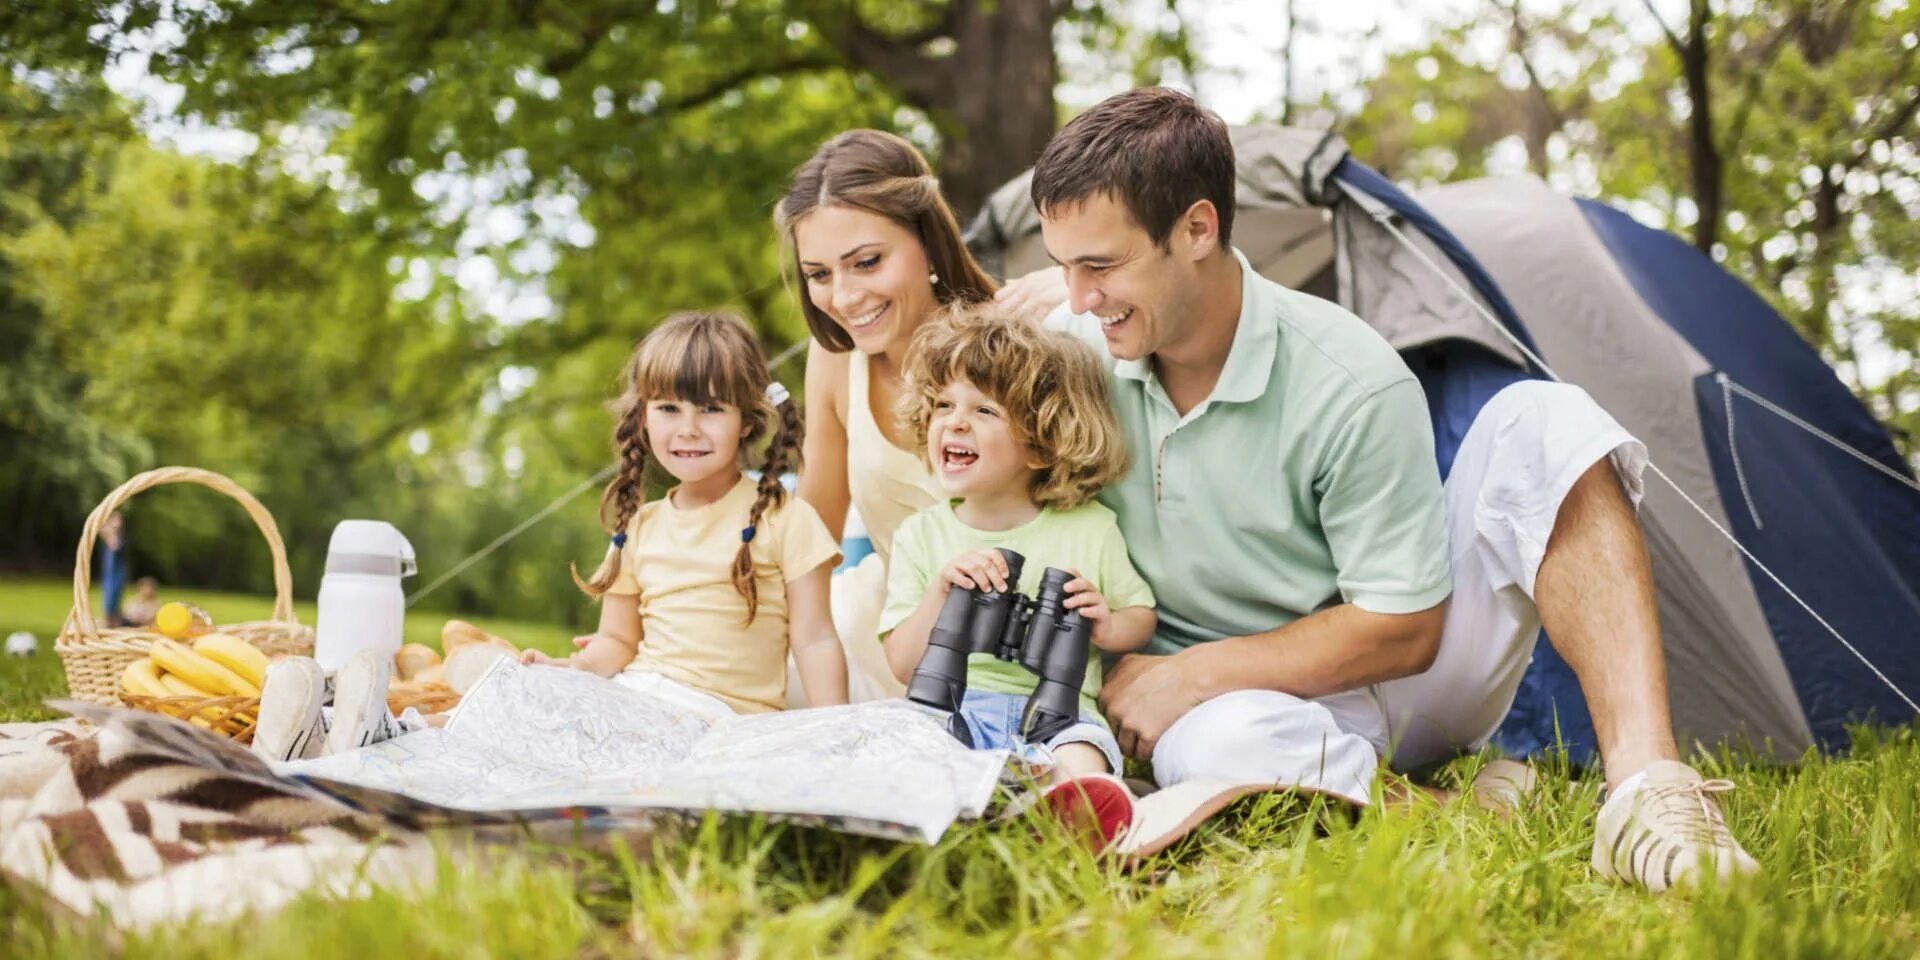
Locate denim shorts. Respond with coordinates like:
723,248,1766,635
956,689,1123,775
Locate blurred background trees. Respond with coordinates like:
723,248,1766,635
1,0,1913,627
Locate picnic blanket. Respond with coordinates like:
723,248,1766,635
0,707,442,928
0,659,1352,928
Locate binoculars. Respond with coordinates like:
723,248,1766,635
905,548,1091,748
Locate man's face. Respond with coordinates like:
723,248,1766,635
1038,192,1199,363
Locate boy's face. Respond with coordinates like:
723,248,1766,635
644,397,749,487
1038,191,1207,363
926,379,1043,502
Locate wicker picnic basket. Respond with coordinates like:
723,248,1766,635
55,467,315,737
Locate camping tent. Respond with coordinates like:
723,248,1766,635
964,127,1920,761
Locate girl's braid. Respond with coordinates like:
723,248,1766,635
729,390,805,623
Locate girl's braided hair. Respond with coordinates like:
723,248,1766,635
576,310,803,624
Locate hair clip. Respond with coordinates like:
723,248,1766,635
611,532,628,548
740,526,757,544
764,382,790,407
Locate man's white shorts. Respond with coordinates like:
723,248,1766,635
1150,381,1648,801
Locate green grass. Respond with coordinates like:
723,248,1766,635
0,574,580,722
1,576,1916,957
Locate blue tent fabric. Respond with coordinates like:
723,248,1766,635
1360,185,1920,759
1579,201,1920,748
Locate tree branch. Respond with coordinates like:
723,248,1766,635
1638,0,1685,57
653,52,846,115
800,0,960,107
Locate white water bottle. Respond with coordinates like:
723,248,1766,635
314,520,417,674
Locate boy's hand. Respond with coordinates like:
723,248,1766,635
1061,570,1115,648
939,548,1013,594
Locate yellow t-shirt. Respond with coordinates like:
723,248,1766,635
606,476,842,713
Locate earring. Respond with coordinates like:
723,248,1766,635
929,272,940,287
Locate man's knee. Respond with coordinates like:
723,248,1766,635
1151,690,1377,804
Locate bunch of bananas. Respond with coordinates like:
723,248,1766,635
120,634,270,731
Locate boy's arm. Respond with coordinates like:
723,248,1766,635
786,562,849,706
882,582,950,684
1099,606,1157,654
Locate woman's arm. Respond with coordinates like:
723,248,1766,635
797,340,852,542
785,562,849,706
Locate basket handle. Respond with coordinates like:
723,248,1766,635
68,466,301,639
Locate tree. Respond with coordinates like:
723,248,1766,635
1341,0,1920,460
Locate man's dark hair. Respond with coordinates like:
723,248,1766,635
1030,87,1236,250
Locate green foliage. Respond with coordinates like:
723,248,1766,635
1342,0,1920,460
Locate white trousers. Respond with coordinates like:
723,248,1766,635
1151,382,1648,802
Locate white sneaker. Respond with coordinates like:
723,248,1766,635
1592,760,1760,892
252,657,329,763
326,648,404,756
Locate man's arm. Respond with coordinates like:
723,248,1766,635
1099,598,1446,760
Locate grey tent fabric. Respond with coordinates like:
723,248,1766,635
1416,177,1813,754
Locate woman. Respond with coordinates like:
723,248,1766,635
773,130,1001,702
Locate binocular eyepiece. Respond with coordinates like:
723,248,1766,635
905,548,1092,748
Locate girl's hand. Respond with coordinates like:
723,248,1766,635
940,548,1013,594
1061,569,1115,648
520,648,574,668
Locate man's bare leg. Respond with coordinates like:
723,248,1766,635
1532,458,1680,789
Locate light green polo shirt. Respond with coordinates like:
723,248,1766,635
878,500,1156,710
1046,248,1451,655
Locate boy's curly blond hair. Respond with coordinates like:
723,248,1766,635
898,301,1130,510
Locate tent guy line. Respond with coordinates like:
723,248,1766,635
1360,201,1920,716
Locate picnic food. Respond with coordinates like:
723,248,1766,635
393,642,442,681
193,633,270,688
153,602,213,640
441,619,518,655
119,658,170,698
148,638,261,698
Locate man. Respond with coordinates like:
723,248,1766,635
1025,87,1756,892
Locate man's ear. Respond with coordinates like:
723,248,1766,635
1176,199,1222,262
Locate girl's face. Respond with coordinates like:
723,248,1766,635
645,397,749,487
926,379,1042,503
792,205,939,358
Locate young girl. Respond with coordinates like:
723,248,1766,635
252,311,849,762
526,309,850,716
880,301,1156,849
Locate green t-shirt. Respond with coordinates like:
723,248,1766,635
1045,248,1452,655
879,500,1156,710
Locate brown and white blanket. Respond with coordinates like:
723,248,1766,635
0,704,447,928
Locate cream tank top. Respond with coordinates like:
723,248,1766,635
844,350,941,562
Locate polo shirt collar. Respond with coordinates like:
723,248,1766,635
1113,247,1277,406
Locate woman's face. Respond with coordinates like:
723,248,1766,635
792,205,938,358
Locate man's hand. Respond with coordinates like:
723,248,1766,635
1098,650,1213,760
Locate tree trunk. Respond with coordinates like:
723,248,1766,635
1683,0,1721,252
825,0,1059,219
934,0,1057,218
